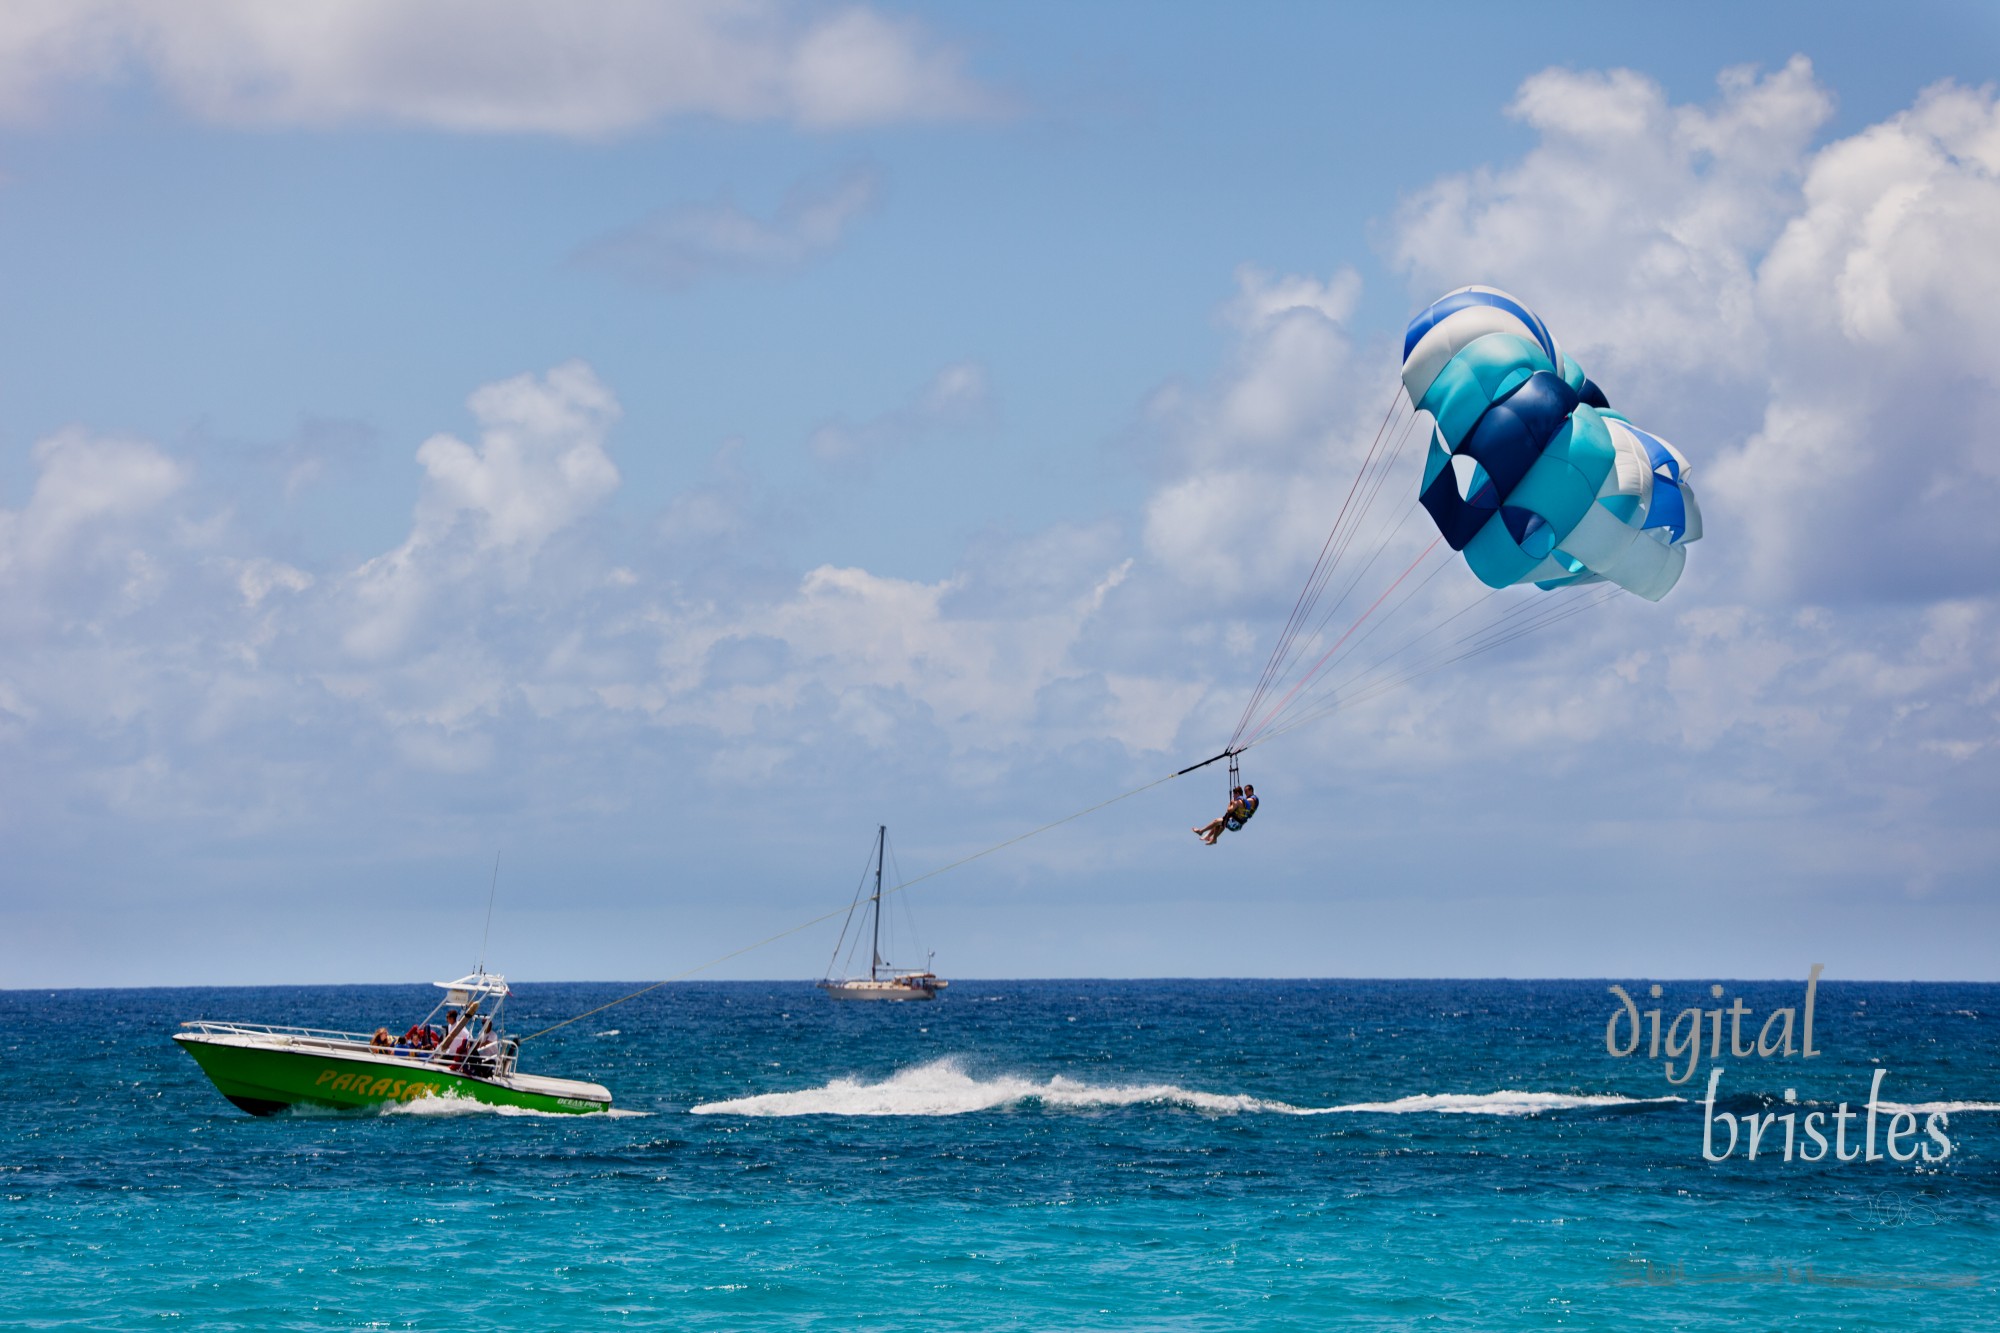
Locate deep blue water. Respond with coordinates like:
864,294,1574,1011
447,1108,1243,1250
3,978,1996,1329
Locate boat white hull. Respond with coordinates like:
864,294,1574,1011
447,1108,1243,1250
818,978,945,1002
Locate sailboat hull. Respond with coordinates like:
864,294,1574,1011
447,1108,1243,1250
817,979,945,1002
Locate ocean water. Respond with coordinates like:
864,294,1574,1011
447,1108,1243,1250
3,978,1996,1329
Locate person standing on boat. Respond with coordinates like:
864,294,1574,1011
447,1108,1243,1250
440,1008,472,1070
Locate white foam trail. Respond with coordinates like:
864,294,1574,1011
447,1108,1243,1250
690,1059,1276,1117
1882,1100,2000,1115
687,1059,1675,1119
1296,1090,1683,1116
377,1091,649,1119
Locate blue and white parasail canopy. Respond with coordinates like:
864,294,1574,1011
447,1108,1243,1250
1400,286,1701,601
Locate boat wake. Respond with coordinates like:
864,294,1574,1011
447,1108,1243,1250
376,1092,649,1119
1882,1100,2000,1115
687,1058,1679,1119
691,1059,1272,1117
1299,1090,1684,1116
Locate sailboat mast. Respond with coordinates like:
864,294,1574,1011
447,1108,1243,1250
870,824,885,981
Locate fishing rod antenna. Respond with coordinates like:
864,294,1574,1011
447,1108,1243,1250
479,852,500,975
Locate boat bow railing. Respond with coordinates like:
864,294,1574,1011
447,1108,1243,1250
179,1020,375,1044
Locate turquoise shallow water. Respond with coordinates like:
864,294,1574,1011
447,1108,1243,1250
3,978,1996,1329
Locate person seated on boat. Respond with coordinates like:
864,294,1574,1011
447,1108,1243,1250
1193,788,1250,845
371,1027,393,1052
465,1021,501,1078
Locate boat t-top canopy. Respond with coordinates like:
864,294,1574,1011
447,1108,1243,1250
434,971,511,1006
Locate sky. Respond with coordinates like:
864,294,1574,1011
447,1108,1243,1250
3,1,1998,988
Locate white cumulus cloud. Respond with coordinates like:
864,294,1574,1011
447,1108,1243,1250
0,0,997,134
1391,56,1833,392
343,360,622,661
1142,264,1380,598
0,428,186,577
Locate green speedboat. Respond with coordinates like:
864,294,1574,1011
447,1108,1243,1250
175,970,611,1116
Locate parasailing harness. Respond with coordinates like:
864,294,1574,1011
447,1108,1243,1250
1224,752,1255,831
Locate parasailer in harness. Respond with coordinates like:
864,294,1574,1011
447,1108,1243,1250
1192,788,1247,844
1193,748,1260,844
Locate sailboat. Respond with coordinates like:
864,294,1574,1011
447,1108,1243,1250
817,825,947,1002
